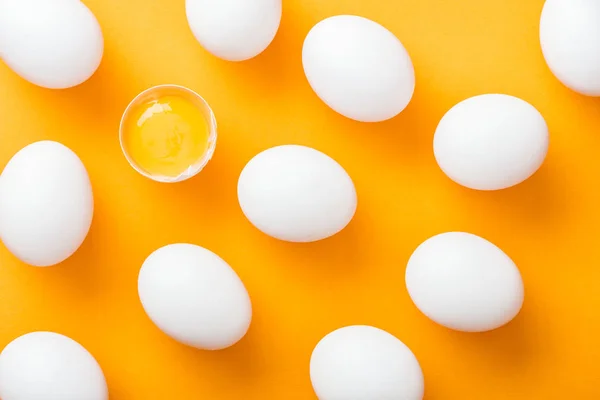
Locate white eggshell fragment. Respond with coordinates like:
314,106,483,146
0,332,108,400
310,325,424,400
434,94,549,191
138,243,252,350
406,232,524,332
238,145,357,243
302,15,415,122
0,0,104,89
0,141,94,267
186,0,282,61
540,0,600,96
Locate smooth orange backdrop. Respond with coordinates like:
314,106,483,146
0,0,599,398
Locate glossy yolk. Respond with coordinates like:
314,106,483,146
122,95,210,178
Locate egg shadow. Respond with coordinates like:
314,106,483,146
20,53,133,135
557,84,600,120
313,79,443,172
142,141,243,230
455,160,571,233
262,210,369,288
416,307,543,400
164,321,268,392
446,304,544,376
36,192,113,301
206,3,306,102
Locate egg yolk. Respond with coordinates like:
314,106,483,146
122,95,211,178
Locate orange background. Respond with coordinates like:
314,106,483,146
0,0,599,398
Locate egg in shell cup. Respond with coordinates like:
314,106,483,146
119,84,217,183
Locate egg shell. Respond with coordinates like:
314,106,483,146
406,232,524,332
310,325,424,400
0,141,94,267
540,0,600,96
237,145,357,243
302,15,415,122
186,0,282,62
0,0,104,89
138,243,252,350
433,94,549,191
0,332,108,400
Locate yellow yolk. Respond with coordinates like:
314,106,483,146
122,95,210,178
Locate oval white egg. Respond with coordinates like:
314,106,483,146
540,0,600,96
186,0,282,61
0,0,104,89
138,243,252,350
238,145,357,242
406,232,524,332
0,332,108,400
0,141,94,267
434,94,548,191
302,15,415,122
310,325,424,400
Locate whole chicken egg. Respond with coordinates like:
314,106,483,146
0,332,108,400
302,15,415,122
434,94,549,191
0,0,104,89
138,243,252,350
186,0,282,61
310,325,424,400
0,141,94,267
237,145,357,242
540,0,600,96
406,232,524,332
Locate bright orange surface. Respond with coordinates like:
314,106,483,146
0,0,599,399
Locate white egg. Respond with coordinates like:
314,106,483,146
540,0,600,96
0,0,104,89
0,332,108,400
237,145,357,243
406,232,524,332
310,325,424,400
138,243,252,350
302,15,415,123
0,141,94,267
434,94,548,191
186,0,282,62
